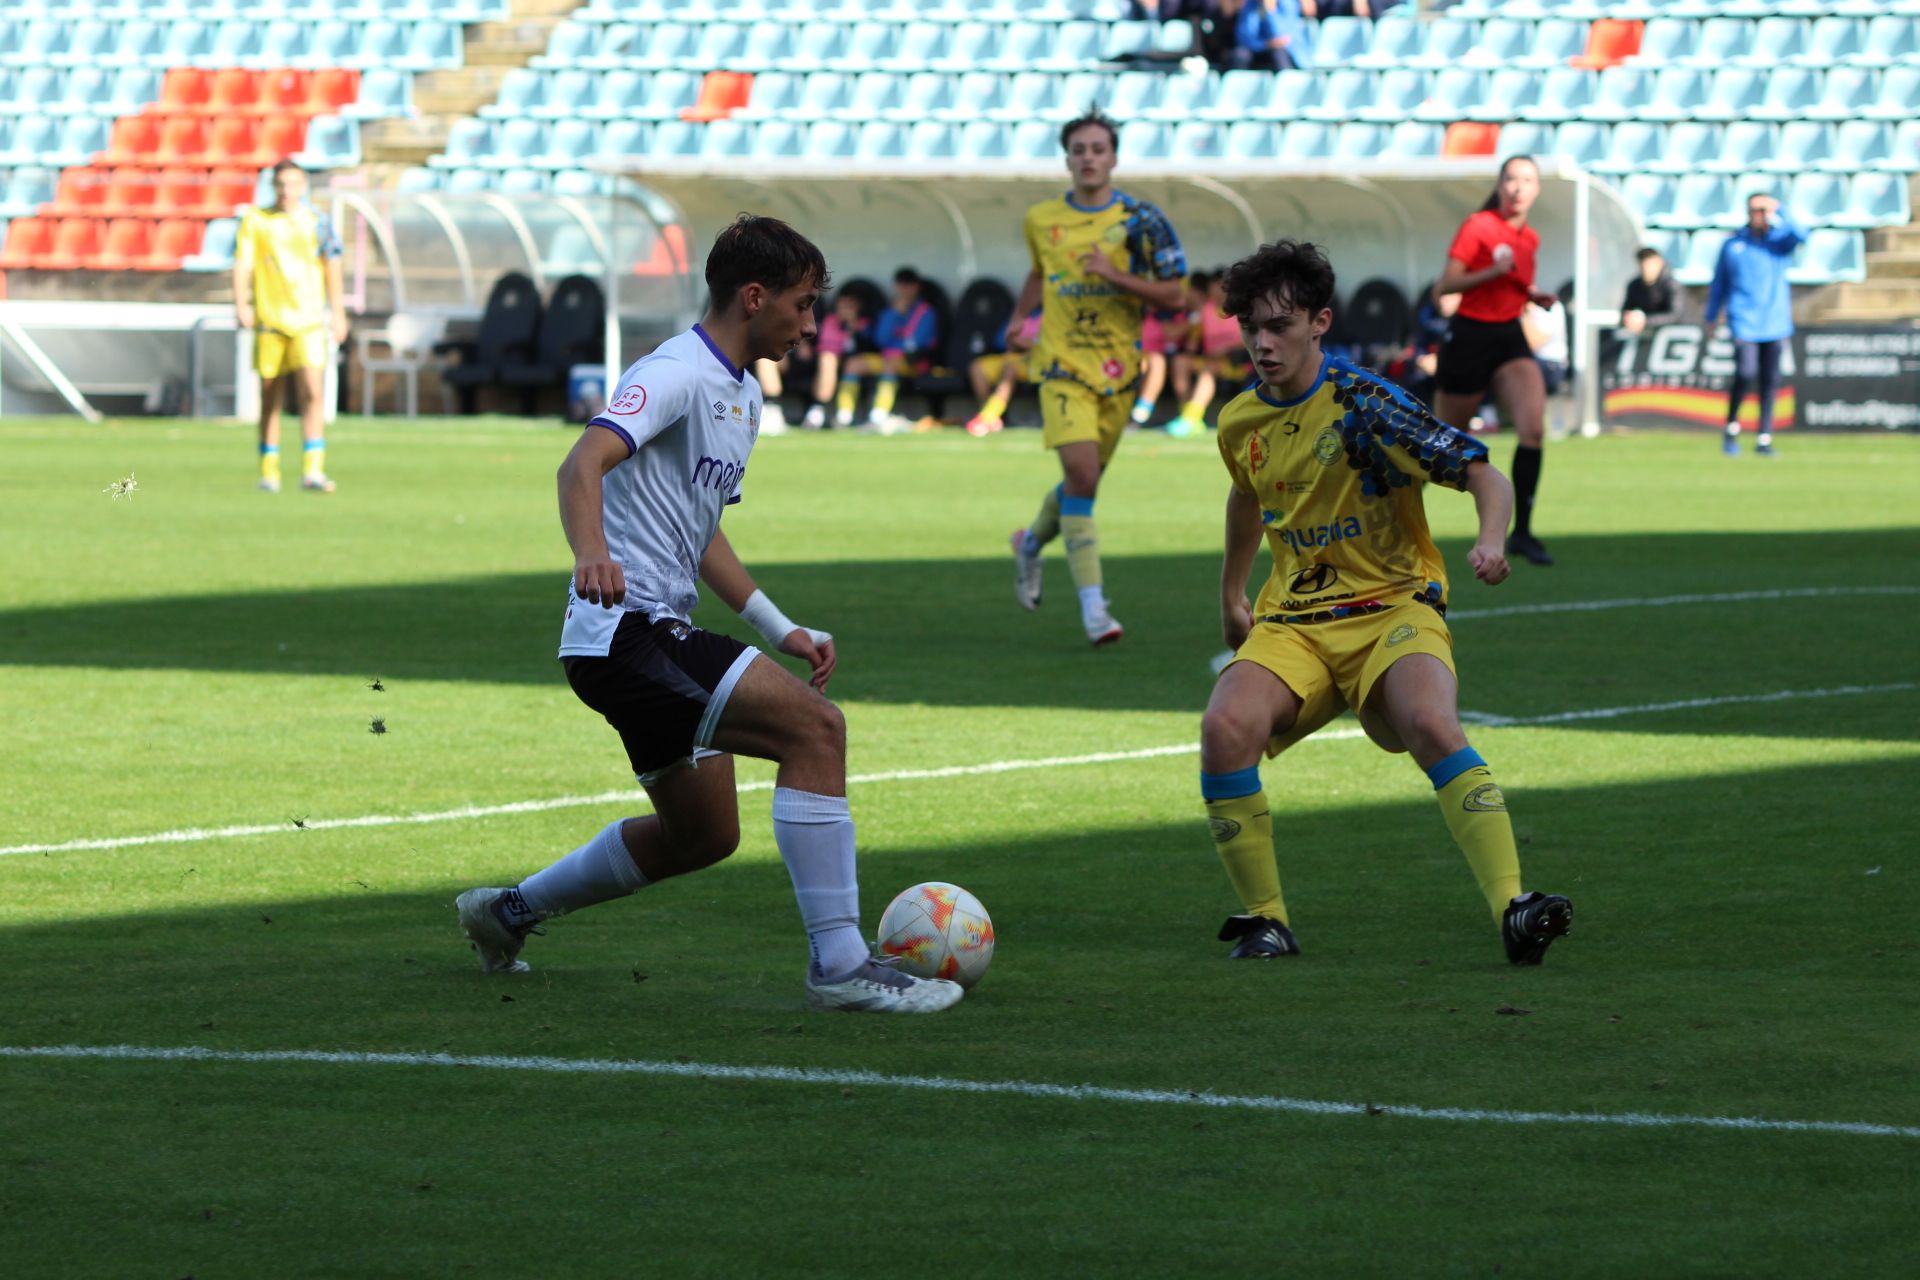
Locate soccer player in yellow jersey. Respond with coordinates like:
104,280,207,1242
1198,240,1573,966
1007,111,1188,645
232,161,348,493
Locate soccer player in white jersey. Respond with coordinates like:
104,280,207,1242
456,215,961,1015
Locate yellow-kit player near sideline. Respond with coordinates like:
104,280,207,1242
1007,109,1188,646
1197,239,1573,966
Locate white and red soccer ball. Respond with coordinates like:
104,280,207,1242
876,882,994,989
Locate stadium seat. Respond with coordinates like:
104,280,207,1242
442,167,493,195
1546,121,1605,172
1470,68,1542,121
1382,122,1441,159
441,270,543,412
584,69,651,120
436,119,494,168
789,73,849,121
751,119,808,158
1171,121,1225,164
1650,121,1722,175
1353,12,1421,69
888,71,951,122
85,216,151,270
1745,17,1807,68
1671,229,1720,287
1641,67,1708,122
1225,121,1278,160
37,216,102,270
1836,171,1911,229
50,167,111,218
690,22,745,70
638,71,699,120
106,68,163,115
1592,121,1663,174
532,71,598,121
346,69,412,119
1829,120,1895,173
8,69,63,117
1413,68,1484,123
878,22,945,74
699,118,753,159
1682,18,1754,67
0,117,54,167
105,116,163,165
1263,69,1314,121
1442,121,1500,157
1632,17,1696,65
628,21,694,71
993,72,1056,122
905,120,955,159
0,167,55,219
211,69,267,115
1032,20,1101,72
1752,67,1821,121
799,120,852,160
732,70,799,118
1702,121,1774,176
406,21,464,71
1519,68,1595,122
1766,121,1832,173
1806,68,1877,123
1891,119,1920,172
1103,72,1160,121
930,23,993,75
294,116,360,169
1313,16,1370,67
1278,121,1335,161
1496,122,1554,159
1859,16,1919,66
200,19,260,67
1802,16,1864,65
1789,229,1864,285
1304,70,1374,123
0,215,53,269
1359,69,1429,124
958,121,1008,160
157,20,212,67
1787,171,1848,225
155,69,211,114
1570,19,1643,69
1583,67,1654,122
1333,123,1384,159
680,70,754,122
1669,174,1739,228
1009,120,1057,161
1126,122,1170,161
100,169,162,219
306,68,361,115
535,22,600,70
1695,67,1764,121
1203,72,1267,123
488,69,546,119
103,20,162,70
594,119,654,168
181,216,236,272
1619,174,1674,226
488,119,546,169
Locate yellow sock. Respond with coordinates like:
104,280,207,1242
303,440,325,478
836,380,858,418
260,446,280,483
1205,788,1287,923
1432,752,1522,921
871,376,899,418
978,390,1008,422
1027,484,1062,548
1179,398,1207,426
1060,502,1100,592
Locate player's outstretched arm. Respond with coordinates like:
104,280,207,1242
700,529,837,691
1463,461,1513,587
557,425,632,608
1220,486,1265,650
1008,271,1042,347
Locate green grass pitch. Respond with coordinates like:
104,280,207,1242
1,416,1916,1277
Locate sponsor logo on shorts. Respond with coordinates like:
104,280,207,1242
608,384,647,416
1288,564,1339,595
667,622,691,640
1313,426,1343,466
1463,783,1506,812
1209,817,1242,843
1385,623,1418,647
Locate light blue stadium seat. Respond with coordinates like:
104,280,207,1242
1766,121,1831,173
1866,65,1920,122
0,166,54,217
733,71,797,118
1641,67,1708,122
1621,173,1675,226
1744,17,1806,67
356,21,409,69
1751,66,1821,121
1639,228,1687,272
1226,120,1278,159
307,22,362,69
408,21,464,71
1382,121,1441,158
1127,121,1171,160
905,120,954,159
1837,171,1911,228
1497,122,1555,159
1802,16,1864,65
534,118,600,168
541,71,598,119
1143,74,1203,123
487,69,543,118
294,116,361,168
1829,120,1896,173
957,121,1008,160
182,217,239,273
1893,119,1920,171
857,121,907,159
789,72,849,120
551,169,610,198
1789,229,1864,285
1333,122,1384,158
1633,17,1696,65
199,19,259,67
443,167,493,195
1264,69,1313,121
101,21,161,69
585,69,650,119
10,67,62,115
535,21,595,69
434,119,494,168
943,72,1003,120
1681,18,1752,66
1671,230,1720,286
1549,120,1609,170
496,168,547,196
796,119,853,160
1583,67,1654,122
490,118,547,168
1695,67,1763,121
1858,16,1919,65
1592,121,1664,175
1098,19,1151,61
832,22,896,73
1033,21,1101,72
1171,120,1226,164
1359,68,1427,124
1313,17,1369,67
1304,69,1374,123
979,22,1047,75
847,71,905,119
992,72,1056,122
253,19,311,70
738,22,792,72
692,21,744,68
1151,20,1195,58
1670,174,1740,228
0,117,57,166
1280,121,1335,161
700,118,754,159
880,22,946,73
1786,171,1848,225
1202,71,1268,122
1415,68,1482,122
933,23,993,74
8,18,64,65
1103,71,1158,121
1008,121,1056,161
1416,19,1479,69
1807,68,1877,123
1522,19,1585,67
156,20,210,65
1353,12,1420,68
1713,121,1776,175
1519,68,1595,122
1057,72,1110,118
651,120,700,157
49,114,105,165
594,119,654,167
1464,19,1528,68
626,22,693,71
1470,68,1541,121
632,69,698,120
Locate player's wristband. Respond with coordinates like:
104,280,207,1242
740,590,832,651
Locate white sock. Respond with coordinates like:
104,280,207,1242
1078,584,1108,621
516,820,648,920
770,787,869,979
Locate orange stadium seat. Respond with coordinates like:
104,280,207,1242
39,218,103,270
134,218,204,271
208,69,264,115
252,115,308,164
105,115,164,164
99,169,159,218
206,116,261,165
679,71,754,123
89,217,153,270
203,167,259,216
1571,19,1643,70
306,68,360,114
0,216,54,269
154,115,210,164
160,69,212,114
150,167,210,219
261,70,312,116
1443,121,1501,157
49,167,112,217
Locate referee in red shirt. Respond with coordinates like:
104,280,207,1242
1431,155,1561,566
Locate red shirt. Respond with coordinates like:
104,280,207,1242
1447,209,1538,324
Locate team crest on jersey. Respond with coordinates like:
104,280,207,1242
1102,358,1124,379
1247,430,1268,473
608,385,646,416
1313,426,1343,466
1385,623,1418,647
1050,225,1062,243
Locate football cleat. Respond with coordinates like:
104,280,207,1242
301,473,337,493
1722,434,1741,456
805,954,964,1014
258,477,281,493
1502,891,1573,966
1755,441,1777,457
1506,532,1554,566
1218,914,1301,959
455,887,542,974
1083,606,1123,647
1010,529,1043,610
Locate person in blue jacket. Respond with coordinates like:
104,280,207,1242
1705,193,1805,457
1231,0,1314,72
839,267,941,432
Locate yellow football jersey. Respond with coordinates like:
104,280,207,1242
1217,354,1490,621
1023,190,1186,396
237,203,342,336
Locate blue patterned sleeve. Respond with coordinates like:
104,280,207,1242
1127,201,1187,282
1331,363,1487,494
314,213,343,260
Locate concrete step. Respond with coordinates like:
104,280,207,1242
465,18,565,65
360,115,461,167
509,0,581,15
1863,252,1920,279
1811,307,1920,325
1823,280,1920,312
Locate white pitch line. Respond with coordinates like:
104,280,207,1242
1450,584,1920,621
1,1043,1912,1141
4,682,1914,860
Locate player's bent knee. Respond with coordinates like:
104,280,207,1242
1201,701,1274,762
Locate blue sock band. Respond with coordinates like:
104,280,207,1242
260,444,279,455
1426,746,1485,790
304,439,324,452
1201,766,1262,801
1060,494,1095,518
1052,482,1065,500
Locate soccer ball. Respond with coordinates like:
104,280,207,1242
876,882,994,989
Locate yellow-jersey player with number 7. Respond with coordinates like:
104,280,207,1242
1196,239,1573,967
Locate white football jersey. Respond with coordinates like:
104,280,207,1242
559,325,762,656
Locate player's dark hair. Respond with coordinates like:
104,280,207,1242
1636,246,1663,263
270,158,306,178
1188,269,1212,291
705,214,830,309
1479,154,1539,214
1218,239,1337,323
893,266,921,286
1059,108,1119,154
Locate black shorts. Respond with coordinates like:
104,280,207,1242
564,615,757,782
1435,316,1535,396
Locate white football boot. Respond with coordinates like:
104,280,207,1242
805,955,964,1014
1083,603,1124,647
1010,529,1043,611
455,888,539,974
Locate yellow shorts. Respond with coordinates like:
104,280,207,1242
971,352,1031,385
255,326,331,379
1039,378,1131,465
1229,601,1456,756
